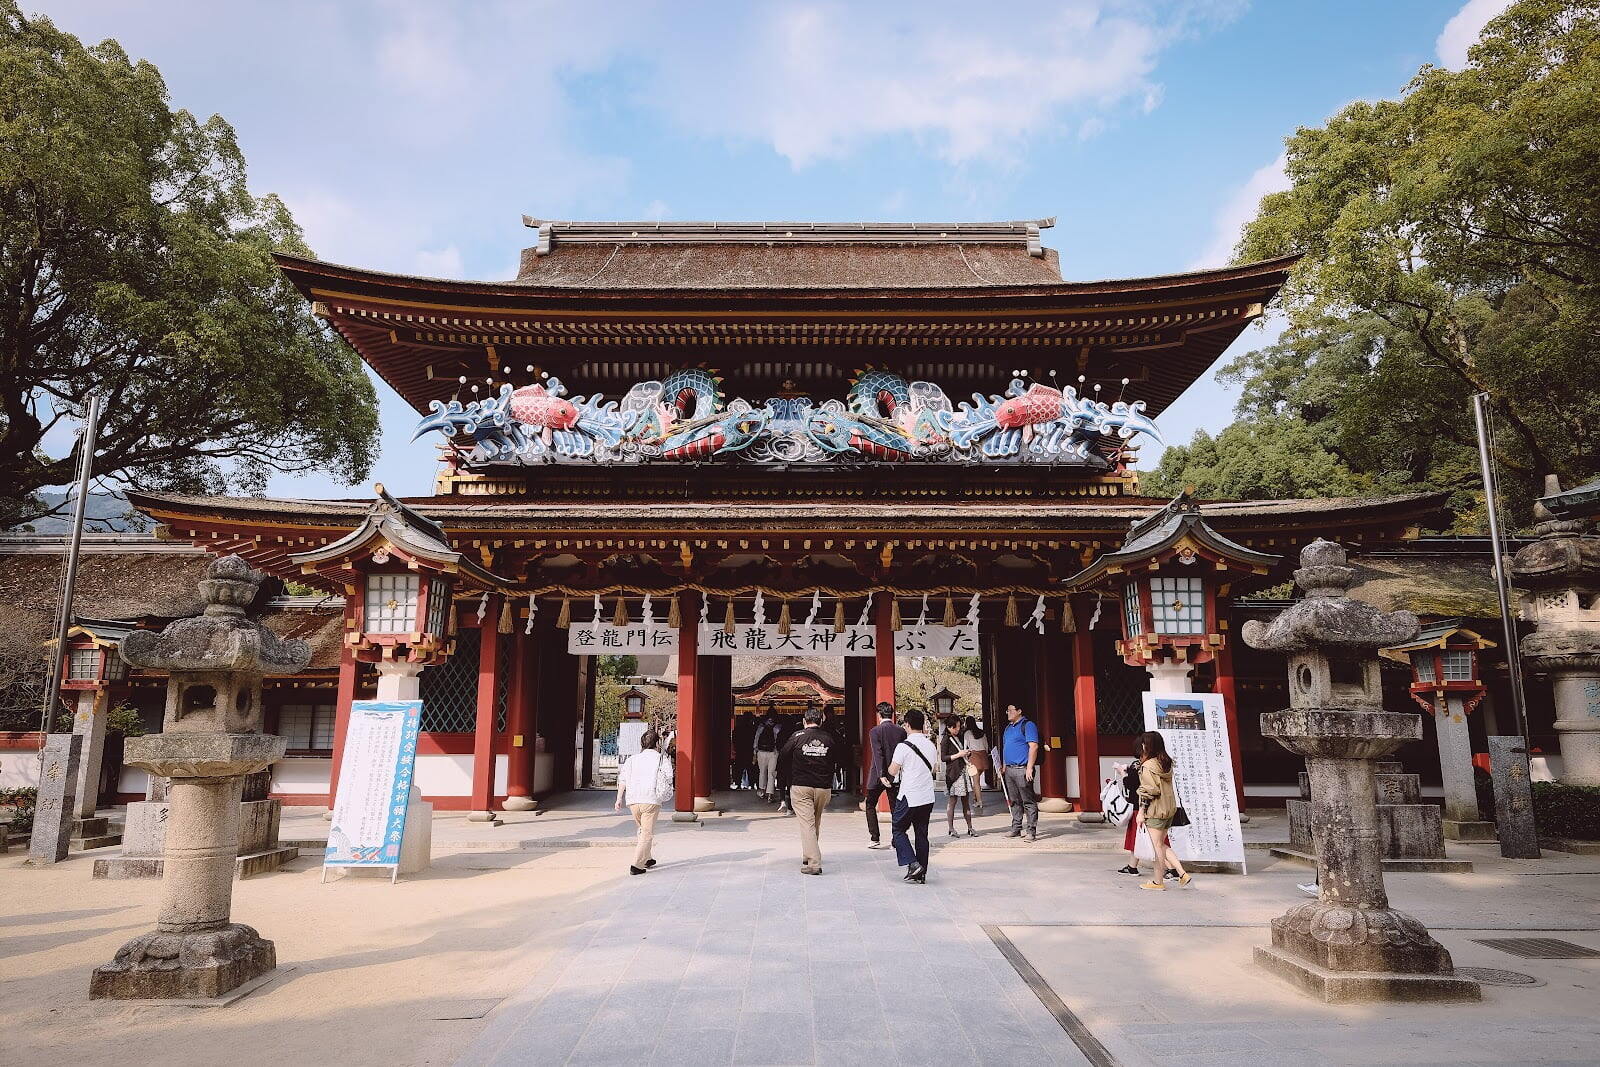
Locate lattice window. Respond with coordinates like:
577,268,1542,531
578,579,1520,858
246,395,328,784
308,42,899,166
1097,660,1149,735
1150,576,1204,635
1442,650,1473,682
278,703,335,751
365,574,420,634
421,627,480,732
1416,657,1437,683
425,578,452,636
1123,581,1141,637
495,631,514,732
67,648,99,681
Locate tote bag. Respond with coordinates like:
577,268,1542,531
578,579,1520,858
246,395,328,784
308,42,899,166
1100,777,1133,826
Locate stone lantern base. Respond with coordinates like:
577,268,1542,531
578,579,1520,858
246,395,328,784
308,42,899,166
1255,901,1480,1002
89,923,275,1000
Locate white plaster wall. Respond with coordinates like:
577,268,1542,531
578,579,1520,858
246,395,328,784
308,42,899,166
271,757,332,795
0,747,39,790
414,753,472,797
118,766,149,796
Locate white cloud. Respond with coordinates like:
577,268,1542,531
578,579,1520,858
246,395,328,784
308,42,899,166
1187,152,1289,270
1436,0,1513,68
414,246,465,279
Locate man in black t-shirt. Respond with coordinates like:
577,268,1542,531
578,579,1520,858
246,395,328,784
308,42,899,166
778,706,842,875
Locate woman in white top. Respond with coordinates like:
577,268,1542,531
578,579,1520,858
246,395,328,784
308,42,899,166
615,729,670,875
887,707,939,884
962,715,989,814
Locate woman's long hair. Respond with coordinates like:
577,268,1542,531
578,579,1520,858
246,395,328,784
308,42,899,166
1137,730,1172,772
964,714,985,739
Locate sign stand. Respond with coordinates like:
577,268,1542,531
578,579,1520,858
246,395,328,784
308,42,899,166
1134,692,1247,874
322,700,424,883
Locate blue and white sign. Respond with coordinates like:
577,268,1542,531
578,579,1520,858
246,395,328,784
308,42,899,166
325,700,422,874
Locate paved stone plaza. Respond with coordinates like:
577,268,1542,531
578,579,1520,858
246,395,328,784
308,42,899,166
3,794,1597,1066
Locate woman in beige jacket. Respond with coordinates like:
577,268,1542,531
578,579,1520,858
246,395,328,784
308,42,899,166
1135,731,1192,890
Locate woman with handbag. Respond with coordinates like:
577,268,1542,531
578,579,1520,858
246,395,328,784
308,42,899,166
961,715,989,814
1134,731,1192,890
941,716,977,838
615,729,671,876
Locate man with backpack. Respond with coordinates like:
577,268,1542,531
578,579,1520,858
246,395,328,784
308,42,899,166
1001,702,1040,841
753,712,782,801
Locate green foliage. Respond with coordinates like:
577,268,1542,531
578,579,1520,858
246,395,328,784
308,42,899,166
107,702,145,737
896,657,982,724
946,656,982,680
0,785,36,836
1531,781,1600,841
596,655,638,680
1229,0,1600,527
1142,416,1396,501
0,3,378,528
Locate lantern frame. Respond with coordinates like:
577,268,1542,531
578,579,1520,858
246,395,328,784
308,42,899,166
621,685,649,721
929,685,959,720
1381,621,1495,715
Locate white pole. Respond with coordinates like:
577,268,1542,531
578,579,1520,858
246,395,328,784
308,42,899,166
1471,392,1530,740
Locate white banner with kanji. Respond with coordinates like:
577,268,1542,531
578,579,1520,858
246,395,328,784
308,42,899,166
567,623,680,655
1134,692,1246,873
325,700,422,871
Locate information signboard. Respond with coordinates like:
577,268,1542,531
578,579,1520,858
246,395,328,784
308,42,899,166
1134,692,1246,873
324,699,422,881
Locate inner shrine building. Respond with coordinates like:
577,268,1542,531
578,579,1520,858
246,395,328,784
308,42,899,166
128,218,1448,820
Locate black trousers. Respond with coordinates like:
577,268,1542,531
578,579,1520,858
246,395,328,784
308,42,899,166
891,795,932,870
864,779,898,842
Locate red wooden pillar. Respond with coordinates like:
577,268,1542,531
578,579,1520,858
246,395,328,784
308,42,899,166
1213,597,1246,809
1037,626,1069,808
847,656,872,795
674,591,700,819
1072,597,1102,812
470,609,500,820
503,621,537,810
692,650,716,810
874,595,896,707
326,642,358,810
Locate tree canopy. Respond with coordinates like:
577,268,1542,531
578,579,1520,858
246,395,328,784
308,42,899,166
0,3,377,528
1157,0,1600,524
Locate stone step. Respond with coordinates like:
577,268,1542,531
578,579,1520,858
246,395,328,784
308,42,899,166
1270,846,1474,873
92,846,300,881
71,832,123,851
1443,819,1497,842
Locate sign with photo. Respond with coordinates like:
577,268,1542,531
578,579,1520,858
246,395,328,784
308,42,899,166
1135,691,1246,873
567,623,680,655
325,700,423,878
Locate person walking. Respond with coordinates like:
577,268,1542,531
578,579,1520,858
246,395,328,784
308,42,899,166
1134,731,1192,890
1000,703,1040,841
888,708,939,883
753,712,782,800
962,714,989,814
614,729,670,876
778,706,842,875
864,702,906,850
941,716,976,837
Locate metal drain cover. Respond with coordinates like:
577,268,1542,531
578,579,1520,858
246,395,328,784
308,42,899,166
1455,966,1542,986
1473,937,1600,959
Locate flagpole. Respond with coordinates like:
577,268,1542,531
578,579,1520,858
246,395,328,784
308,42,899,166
38,395,101,746
1471,392,1530,740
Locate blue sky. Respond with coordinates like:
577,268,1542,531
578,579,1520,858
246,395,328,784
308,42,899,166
35,0,1510,499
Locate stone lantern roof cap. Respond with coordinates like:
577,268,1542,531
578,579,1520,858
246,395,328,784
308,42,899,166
118,554,312,676
1513,475,1600,587
1240,539,1418,654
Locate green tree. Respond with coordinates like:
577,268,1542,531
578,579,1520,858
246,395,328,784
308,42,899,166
1231,0,1600,524
0,4,377,528
1142,415,1394,501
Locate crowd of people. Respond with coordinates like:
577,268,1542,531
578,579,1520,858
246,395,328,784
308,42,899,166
618,703,1198,890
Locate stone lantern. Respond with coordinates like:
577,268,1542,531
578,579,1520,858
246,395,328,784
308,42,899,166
1381,621,1497,840
1242,539,1478,1002
90,555,311,1000
1511,475,1600,786
929,686,958,721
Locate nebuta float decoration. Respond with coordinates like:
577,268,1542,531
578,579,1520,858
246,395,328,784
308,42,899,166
413,365,1162,468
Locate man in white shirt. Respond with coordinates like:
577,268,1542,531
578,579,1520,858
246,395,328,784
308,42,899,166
887,707,939,884
615,729,669,875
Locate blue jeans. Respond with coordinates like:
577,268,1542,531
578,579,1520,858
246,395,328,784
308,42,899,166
891,795,932,870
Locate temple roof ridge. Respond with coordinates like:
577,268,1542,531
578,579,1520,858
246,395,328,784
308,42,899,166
520,216,1058,255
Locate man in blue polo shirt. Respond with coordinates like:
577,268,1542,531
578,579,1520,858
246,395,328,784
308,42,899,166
1001,703,1040,840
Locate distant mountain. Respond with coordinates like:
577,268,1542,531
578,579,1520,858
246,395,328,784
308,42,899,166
22,491,147,533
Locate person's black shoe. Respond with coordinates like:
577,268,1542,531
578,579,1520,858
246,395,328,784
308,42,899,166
1166,867,1180,879
645,859,657,868
907,863,926,884
1116,864,1140,875
1027,830,1038,842
629,865,647,875
1006,829,1022,838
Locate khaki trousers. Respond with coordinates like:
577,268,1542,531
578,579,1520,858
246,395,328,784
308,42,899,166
790,786,830,869
629,803,659,868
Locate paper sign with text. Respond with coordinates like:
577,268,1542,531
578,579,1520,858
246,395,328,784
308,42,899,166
1134,692,1246,872
325,700,422,870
